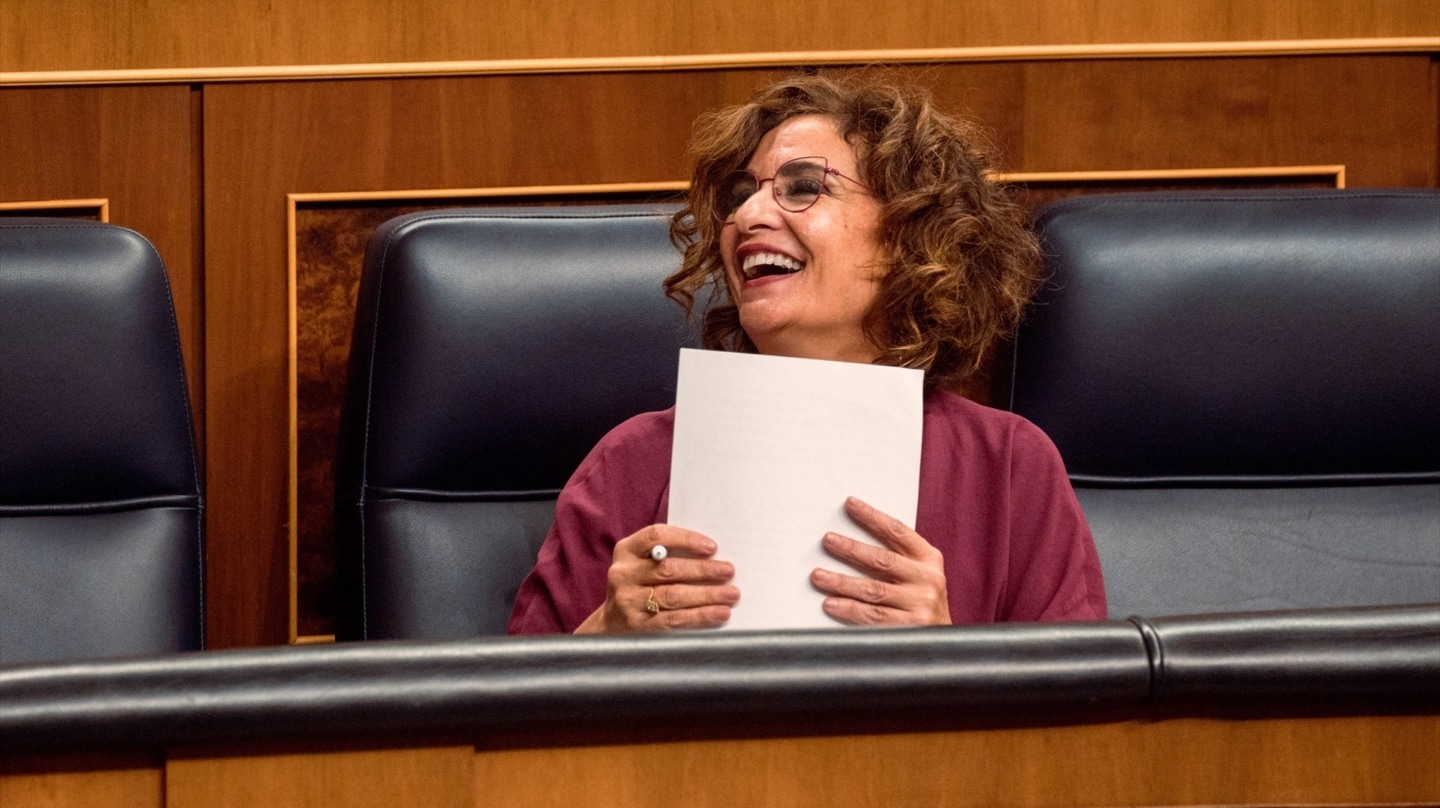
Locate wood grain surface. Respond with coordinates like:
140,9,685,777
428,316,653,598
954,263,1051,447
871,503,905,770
470,714,1440,807
201,69,780,646
0,754,162,808
3,0,1437,73
166,746,472,808
1,714,1435,806
2,54,1434,648
0,84,205,457
198,57,1435,645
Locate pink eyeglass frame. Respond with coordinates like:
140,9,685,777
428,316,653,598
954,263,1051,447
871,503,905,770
716,156,873,220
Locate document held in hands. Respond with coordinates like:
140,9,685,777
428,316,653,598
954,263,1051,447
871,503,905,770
667,348,924,630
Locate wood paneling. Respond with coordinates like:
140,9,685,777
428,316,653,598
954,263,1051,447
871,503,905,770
3,714,1435,805
288,169,1335,638
0,198,108,220
202,70,777,646
166,746,472,808
1009,56,1438,185
0,45,1431,653
0,84,205,463
0,755,161,808
0,769,159,808
201,57,1436,647
3,0,1438,73
472,714,1440,807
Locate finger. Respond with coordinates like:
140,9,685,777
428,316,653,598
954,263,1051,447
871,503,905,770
648,557,736,585
844,497,931,558
622,524,719,560
809,568,905,608
653,604,734,630
821,531,907,582
820,596,911,626
652,583,741,611
630,585,735,631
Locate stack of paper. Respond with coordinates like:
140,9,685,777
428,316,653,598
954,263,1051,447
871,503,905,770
668,348,924,630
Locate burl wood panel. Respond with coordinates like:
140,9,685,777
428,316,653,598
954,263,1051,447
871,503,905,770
0,85,204,450
4,0,1439,72
294,203,440,638
205,56,1436,648
472,714,1440,807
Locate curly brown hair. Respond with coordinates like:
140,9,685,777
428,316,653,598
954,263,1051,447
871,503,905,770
664,72,1042,390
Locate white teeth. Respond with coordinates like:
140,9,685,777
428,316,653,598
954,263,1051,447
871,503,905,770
741,251,805,279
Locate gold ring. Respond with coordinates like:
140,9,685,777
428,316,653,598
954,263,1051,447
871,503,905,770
645,587,661,614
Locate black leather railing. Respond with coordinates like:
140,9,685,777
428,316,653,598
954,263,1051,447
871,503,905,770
1134,606,1440,701
2,604,1436,755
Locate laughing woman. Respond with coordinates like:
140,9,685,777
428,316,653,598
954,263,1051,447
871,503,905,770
509,73,1106,634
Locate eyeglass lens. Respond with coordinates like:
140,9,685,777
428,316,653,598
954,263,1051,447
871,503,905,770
716,158,829,220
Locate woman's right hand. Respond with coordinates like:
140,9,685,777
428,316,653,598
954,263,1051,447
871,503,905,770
573,525,739,634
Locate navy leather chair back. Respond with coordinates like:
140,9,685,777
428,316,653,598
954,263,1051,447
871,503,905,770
1011,190,1440,618
335,205,694,640
0,218,203,665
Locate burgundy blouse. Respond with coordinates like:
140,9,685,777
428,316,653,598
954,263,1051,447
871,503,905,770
509,390,1107,633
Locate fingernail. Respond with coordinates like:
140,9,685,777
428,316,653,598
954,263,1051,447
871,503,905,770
823,597,842,611
812,569,833,583
700,538,717,553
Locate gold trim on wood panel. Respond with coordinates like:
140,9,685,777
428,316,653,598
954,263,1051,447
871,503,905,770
285,181,689,644
286,198,302,644
4,38,1437,87
0,198,110,220
288,182,690,205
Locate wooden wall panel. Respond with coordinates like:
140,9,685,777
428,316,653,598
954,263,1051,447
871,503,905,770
167,746,473,808
0,768,160,808
1004,56,1438,185
3,714,1436,806
201,70,783,646
471,714,1440,807
0,85,205,455
0,754,162,808
200,57,1436,647
3,0,1438,73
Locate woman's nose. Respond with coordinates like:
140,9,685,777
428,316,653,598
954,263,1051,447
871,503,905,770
732,183,783,230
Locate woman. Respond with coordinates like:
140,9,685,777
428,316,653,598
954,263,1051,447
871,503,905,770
509,73,1106,634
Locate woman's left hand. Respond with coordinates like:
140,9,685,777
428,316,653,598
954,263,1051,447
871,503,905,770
810,496,952,626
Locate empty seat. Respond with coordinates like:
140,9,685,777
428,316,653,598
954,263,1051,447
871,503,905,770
0,218,203,664
334,205,692,640
1011,190,1439,617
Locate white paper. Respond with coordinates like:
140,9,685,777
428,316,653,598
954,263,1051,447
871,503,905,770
668,348,924,630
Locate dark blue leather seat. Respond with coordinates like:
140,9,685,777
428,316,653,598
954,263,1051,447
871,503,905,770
334,205,691,640
0,218,203,664
1011,190,1440,618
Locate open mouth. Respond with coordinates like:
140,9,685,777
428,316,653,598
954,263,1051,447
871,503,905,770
741,251,805,281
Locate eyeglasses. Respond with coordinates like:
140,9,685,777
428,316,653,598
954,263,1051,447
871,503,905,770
714,156,871,221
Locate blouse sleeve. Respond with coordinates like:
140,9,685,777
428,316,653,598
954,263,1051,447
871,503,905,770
507,411,672,634
1002,419,1109,622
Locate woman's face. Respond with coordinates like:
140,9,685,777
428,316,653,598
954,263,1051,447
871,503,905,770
719,114,885,363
